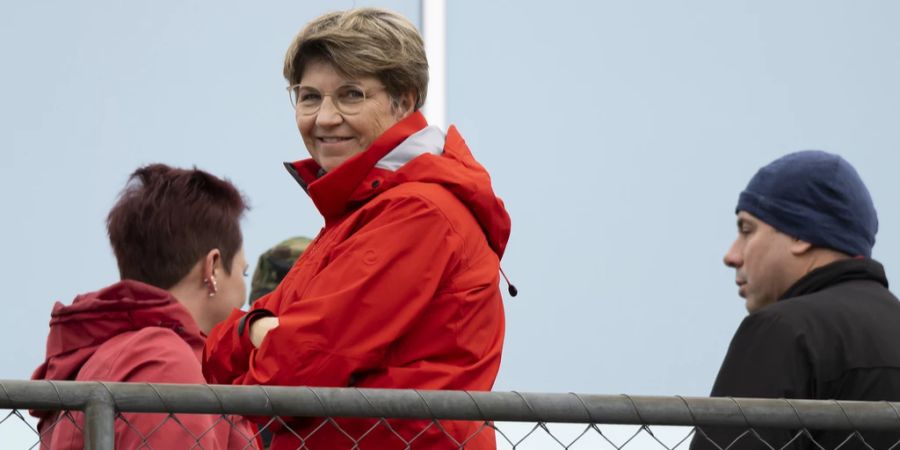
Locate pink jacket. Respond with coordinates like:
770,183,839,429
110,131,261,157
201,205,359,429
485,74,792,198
32,280,259,449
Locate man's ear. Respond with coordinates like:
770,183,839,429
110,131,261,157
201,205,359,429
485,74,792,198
790,239,813,256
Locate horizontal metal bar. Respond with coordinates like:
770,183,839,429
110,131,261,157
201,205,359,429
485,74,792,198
3,380,900,431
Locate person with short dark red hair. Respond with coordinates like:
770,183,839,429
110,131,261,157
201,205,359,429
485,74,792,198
32,164,259,449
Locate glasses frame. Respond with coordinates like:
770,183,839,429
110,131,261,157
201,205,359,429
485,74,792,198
286,84,386,116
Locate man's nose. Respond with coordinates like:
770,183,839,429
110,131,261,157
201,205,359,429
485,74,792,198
723,239,742,268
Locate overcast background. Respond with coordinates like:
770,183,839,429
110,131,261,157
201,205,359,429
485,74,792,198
2,0,899,407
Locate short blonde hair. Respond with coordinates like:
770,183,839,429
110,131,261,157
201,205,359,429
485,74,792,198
283,8,429,110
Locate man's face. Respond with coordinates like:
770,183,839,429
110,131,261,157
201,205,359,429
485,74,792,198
724,211,799,313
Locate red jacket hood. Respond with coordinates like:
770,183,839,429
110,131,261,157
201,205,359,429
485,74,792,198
32,280,206,382
286,111,512,259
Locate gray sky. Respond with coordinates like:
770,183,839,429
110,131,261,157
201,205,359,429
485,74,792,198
2,0,899,399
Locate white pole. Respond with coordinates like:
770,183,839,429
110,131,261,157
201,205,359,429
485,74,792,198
421,0,447,130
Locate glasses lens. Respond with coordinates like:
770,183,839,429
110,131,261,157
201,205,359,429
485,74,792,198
335,86,366,115
294,87,323,114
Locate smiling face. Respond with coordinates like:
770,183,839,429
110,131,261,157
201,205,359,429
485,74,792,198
723,212,803,313
296,60,413,172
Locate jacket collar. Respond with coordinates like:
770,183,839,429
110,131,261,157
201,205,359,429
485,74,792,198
32,279,205,382
285,112,431,222
779,257,889,301
375,126,444,171
283,112,511,260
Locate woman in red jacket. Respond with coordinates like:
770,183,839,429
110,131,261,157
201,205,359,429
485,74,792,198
33,164,257,449
202,7,512,450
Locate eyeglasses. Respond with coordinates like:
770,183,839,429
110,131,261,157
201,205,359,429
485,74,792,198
286,84,385,116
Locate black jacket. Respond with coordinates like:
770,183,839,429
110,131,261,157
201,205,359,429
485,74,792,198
692,258,900,450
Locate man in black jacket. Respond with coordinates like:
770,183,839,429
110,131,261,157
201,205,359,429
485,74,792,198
692,150,900,450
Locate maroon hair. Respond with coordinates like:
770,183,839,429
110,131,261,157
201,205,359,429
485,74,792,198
106,164,248,289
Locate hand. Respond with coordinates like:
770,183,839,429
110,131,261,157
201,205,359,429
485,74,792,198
250,317,279,348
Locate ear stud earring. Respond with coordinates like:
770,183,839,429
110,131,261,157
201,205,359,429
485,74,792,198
204,278,218,297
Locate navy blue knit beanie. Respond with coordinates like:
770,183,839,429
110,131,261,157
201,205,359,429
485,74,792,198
737,150,878,257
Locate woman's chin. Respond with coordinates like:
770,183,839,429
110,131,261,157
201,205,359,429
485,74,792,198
316,155,352,173
309,142,366,173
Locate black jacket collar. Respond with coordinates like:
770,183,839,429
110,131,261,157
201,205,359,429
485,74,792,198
780,258,889,301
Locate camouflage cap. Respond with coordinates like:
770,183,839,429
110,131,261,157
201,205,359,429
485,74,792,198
249,236,312,305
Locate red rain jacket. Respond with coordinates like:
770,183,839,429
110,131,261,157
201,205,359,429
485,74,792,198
203,112,511,449
32,280,258,450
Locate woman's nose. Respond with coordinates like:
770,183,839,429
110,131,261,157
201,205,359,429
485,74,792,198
315,97,344,126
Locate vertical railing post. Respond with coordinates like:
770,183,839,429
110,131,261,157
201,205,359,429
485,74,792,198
83,384,115,450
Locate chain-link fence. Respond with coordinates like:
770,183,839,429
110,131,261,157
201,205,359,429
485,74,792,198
3,379,900,449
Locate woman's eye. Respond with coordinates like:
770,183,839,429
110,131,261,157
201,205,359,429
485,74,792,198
340,88,366,101
299,92,322,103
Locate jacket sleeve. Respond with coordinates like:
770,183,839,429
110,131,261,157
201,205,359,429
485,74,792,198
202,308,264,384
206,193,463,388
115,329,259,449
690,310,811,450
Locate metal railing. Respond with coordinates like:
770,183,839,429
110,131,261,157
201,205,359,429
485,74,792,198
3,379,900,449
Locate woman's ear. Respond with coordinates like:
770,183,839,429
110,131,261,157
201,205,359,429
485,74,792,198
202,248,222,296
393,91,416,119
